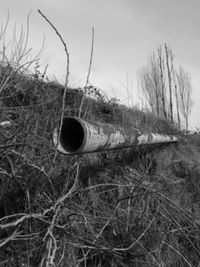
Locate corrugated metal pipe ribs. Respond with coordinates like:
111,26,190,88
52,117,178,155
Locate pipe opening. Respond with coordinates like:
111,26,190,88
60,118,84,153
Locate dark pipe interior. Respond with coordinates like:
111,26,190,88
60,118,84,153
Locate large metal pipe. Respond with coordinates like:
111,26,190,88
52,117,178,155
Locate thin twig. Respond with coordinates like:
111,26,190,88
79,27,94,118
55,162,80,207
163,241,192,267
112,206,159,252
38,9,70,176
43,205,60,267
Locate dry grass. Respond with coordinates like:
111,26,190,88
0,16,200,267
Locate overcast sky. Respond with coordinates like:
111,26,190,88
1,0,200,129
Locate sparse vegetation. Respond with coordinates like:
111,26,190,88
0,13,200,267
139,44,193,130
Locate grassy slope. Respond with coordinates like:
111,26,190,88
0,64,200,267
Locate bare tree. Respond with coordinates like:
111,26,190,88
176,67,193,130
139,44,193,130
139,55,162,117
157,45,167,120
165,43,174,124
150,54,160,117
170,59,181,130
139,67,154,113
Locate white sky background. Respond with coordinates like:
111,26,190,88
0,0,200,129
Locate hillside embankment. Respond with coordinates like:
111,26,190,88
0,64,200,266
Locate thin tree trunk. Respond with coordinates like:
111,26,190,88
158,46,167,120
151,55,160,117
171,57,181,129
186,117,188,130
165,44,173,124
155,85,159,116
174,82,181,129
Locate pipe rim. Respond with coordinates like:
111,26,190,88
54,117,87,154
